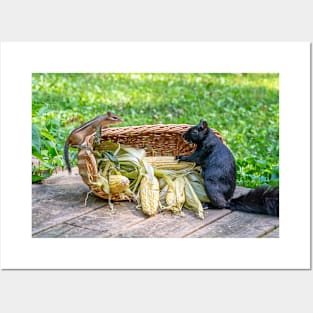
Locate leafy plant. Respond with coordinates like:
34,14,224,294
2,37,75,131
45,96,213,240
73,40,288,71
32,124,63,182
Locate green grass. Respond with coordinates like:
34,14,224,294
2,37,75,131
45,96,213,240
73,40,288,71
32,73,279,187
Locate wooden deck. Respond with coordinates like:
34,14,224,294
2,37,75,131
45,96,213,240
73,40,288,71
32,168,279,238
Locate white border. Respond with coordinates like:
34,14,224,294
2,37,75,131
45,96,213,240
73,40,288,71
0,42,311,269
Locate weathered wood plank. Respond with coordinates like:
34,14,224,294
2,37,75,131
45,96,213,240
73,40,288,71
33,223,106,238
262,227,279,238
186,211,279,238
41,167,82,185
63,202,146,237
32,182,107,234
113,208,231,238
33,223,74,237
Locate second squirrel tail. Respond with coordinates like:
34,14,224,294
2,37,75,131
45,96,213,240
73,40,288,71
229,186,279,217
64,141,72,174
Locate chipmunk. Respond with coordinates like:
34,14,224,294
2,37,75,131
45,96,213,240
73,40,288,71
64,111,122,173
176,119,279,216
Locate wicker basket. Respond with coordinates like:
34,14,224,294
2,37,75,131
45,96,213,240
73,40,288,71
77,124,224,201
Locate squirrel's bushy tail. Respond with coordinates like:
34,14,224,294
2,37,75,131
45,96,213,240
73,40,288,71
64,142,72,174
229,186,279,217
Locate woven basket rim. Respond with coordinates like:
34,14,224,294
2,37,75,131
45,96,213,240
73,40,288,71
101,123,194,135
100,123,225,144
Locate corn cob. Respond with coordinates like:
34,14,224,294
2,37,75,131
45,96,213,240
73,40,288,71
160,176,186,214
144,156,195,170
108,174,130,194
139,175,160,216
164,185,181,214
166,177,186,214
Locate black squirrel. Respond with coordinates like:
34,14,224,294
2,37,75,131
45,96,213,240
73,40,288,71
176,120,279,217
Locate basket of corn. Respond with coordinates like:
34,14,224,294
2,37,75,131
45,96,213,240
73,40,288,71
77,124,225,218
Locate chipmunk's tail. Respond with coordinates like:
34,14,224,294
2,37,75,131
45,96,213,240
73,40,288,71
64,141,72,174
229,186,279,217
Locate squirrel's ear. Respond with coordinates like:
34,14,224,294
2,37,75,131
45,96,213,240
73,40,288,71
200,120,208,129
107,111,112,117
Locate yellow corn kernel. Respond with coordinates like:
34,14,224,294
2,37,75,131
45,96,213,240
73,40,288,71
143,156,195,170
139,175,160,216
109,175,130,194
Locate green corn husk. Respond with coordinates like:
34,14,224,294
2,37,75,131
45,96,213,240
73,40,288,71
90,175,110,194
159,184,169,207
165,185,176,207
154,168,175,190
175,176,186,211
158,177,167,190
186,171,210,203
184,176,204,219
95,141,146,193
